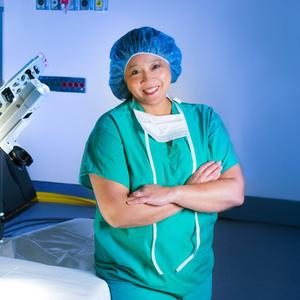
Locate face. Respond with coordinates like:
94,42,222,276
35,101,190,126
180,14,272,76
124,54,171,108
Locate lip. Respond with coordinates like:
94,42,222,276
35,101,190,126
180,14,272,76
143,86,159,95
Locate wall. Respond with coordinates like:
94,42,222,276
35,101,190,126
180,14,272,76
3,0,300,201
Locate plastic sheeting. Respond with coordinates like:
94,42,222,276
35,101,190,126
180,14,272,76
0,218,95,271
4,202,96,237
0,218,110,299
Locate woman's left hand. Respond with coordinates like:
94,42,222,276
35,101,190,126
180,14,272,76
126,185,174,206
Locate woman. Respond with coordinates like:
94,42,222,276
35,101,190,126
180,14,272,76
80,27,244,300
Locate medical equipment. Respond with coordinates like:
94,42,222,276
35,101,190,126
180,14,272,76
39,75,86,93
36,0,109,12
0,53,48,157
0,54,49,239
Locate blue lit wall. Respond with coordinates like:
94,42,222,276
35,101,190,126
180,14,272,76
3,0,300,201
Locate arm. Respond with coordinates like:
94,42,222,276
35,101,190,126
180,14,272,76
89,174,182,228
127,164,244,213
173,164,244,212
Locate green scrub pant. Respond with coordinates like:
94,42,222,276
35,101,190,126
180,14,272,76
106,275,212,300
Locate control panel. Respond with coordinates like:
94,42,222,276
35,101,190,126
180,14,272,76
36,0,108,11
39,76,86,93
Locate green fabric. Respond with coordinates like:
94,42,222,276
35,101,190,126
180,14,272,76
106,279,178,300
79,99,239,298
106,273,211,300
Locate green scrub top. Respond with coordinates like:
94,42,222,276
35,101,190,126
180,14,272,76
79,99,239,298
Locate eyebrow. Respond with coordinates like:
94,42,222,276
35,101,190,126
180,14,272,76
127,64,138,70
127,59,162,70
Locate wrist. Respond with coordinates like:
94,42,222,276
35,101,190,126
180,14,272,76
170,185,181,204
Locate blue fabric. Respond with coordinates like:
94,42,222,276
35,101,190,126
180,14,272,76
32,181,96,199
109,27,182,100
4,202,95,237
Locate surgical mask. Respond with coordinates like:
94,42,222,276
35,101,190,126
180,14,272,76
133,109,189,143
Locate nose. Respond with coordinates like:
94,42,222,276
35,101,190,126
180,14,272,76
141,70,152,82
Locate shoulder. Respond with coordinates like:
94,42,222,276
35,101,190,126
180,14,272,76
87,104,128,146
178,100,215,121
176,99,212,112
94,100,131,132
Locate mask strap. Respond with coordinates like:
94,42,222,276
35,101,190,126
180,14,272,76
144,132,164,275
171,97,182,104
174,102,201,273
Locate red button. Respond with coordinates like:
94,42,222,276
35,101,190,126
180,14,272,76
80,83,84,88
62,82,67,88
68,82,73,87
74,82,79,88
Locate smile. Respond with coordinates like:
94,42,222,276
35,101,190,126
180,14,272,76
143,86,159,95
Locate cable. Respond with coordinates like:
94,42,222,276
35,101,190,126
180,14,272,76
35,192,96,206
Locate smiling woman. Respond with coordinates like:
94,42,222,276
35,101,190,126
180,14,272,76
124,55,171,115
79,26,244,300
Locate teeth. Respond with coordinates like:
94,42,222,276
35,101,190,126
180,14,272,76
144,86,158,94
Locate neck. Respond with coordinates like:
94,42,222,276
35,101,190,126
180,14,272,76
142,98,172,116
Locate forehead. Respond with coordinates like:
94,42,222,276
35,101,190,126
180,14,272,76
126,53,168,68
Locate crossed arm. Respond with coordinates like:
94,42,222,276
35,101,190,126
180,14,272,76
90,162,244,228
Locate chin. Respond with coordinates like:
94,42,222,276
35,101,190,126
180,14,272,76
144,93,166,104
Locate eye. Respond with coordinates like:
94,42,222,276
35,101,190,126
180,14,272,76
152,63,161,70
130,69,139,76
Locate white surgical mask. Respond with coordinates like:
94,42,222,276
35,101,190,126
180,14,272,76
133,109,189,143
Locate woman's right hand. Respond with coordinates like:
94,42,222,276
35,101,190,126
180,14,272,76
186,161,223,185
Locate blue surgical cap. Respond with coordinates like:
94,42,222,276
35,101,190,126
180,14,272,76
109,26,182,100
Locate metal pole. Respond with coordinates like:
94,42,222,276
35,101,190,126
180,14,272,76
0,0,3,241
0,0,3,86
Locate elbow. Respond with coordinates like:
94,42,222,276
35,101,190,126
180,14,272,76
221,164,245,208
227,178,245,207
101,211,124,228
110,218,129,229
232,183,245,207
227,192,244,209
104,212,133,228
98,200,132,228
106,218,121,228
234,192,244,206
105,215,128,228
102,215,117,228
105,213,146,229
233,176,245,206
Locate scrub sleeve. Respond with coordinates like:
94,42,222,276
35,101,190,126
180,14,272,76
79,113,130,190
